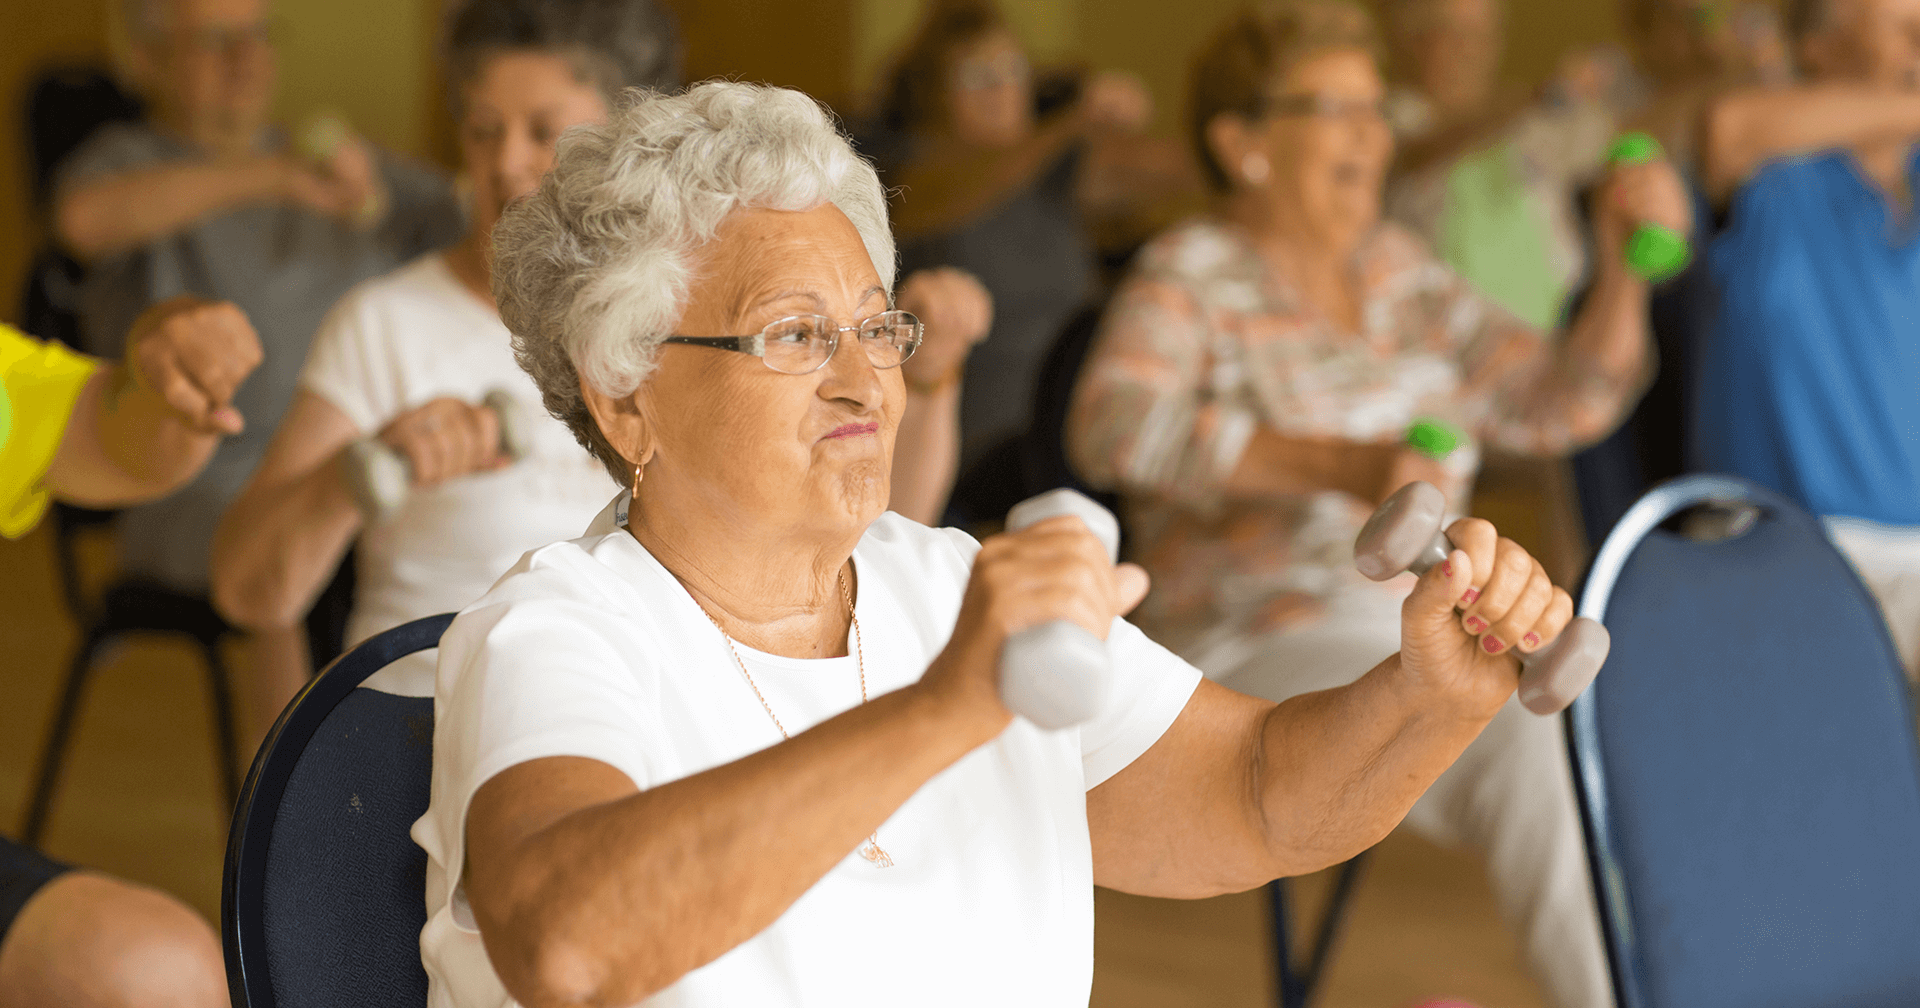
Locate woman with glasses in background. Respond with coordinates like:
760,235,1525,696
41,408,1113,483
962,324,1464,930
1068,4,1688,1007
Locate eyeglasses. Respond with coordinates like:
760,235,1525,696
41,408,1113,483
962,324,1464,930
663,311,923,375
1256,92,1387,122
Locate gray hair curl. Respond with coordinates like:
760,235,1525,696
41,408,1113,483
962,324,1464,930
491,81,898,484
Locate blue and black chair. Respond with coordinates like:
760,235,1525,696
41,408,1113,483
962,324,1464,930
1569,475,1920,1008
223,612,452,1008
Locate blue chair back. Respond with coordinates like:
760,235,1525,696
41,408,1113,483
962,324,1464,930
1570,476,1920,1008
223,613,454,1008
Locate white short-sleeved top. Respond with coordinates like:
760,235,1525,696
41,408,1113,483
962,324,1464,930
299,253,614,694
415,495,1204,1008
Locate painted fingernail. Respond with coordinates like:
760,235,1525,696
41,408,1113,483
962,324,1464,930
1461,588,1480,605
1441,559,1454,577
1483,635,1507,654
1464,615,1487,633
1523,632,1541,649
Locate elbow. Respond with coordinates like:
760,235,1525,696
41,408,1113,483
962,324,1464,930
489,914,678,1008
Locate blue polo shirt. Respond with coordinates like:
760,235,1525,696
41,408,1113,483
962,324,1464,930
1693,146,1920,525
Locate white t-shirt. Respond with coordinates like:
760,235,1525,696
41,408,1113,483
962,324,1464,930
415,495,1204,1008
300,253,615,694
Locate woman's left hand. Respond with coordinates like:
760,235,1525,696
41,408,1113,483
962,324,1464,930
1595,157,1692,265
897,267,993,391
1395,517,1575,719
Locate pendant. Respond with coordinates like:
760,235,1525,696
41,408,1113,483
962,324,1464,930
860,834,894,868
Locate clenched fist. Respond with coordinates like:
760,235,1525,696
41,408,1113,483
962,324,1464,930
897,267,993,390
1397,518,1575,718
124,296,263,436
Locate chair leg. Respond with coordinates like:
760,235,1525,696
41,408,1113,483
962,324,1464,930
22,629,107,848
202,641,241,808
1268,851,1370,1008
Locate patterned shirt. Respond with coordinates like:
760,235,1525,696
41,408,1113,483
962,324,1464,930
1068,218,1638,659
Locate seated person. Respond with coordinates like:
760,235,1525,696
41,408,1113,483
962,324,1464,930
211,0,989,698
54,0,464,733
1066,5,1688,1008
1692,0,1920,677
0,296,262,1008
417,80,1575,1008
873,0,1190,516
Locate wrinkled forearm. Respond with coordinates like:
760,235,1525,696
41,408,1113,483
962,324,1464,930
474,683,999,1008
1250,655,1493,878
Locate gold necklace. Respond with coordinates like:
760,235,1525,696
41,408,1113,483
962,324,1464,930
698,569,893,868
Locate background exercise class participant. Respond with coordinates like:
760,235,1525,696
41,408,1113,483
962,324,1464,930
0,297,261,1008
1068,5,1688,1006
54,0,463,737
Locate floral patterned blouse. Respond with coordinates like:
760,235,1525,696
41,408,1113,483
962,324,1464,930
1067,218,1639,662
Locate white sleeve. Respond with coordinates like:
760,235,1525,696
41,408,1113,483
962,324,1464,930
1080,618,1202,789
418,590,668,933
931,520,1201,790
299,286,402,435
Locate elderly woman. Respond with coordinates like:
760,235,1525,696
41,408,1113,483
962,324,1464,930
211,0,995,706
1067,6,1689,1008
419,80,1575,1008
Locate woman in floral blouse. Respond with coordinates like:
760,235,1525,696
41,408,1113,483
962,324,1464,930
1067,5,1688,1008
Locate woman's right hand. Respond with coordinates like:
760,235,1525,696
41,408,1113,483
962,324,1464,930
921,518,1151,727
376,397,508,488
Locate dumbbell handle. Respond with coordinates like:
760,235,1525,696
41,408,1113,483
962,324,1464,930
999,489,1122,731
340,390,529,520
1607,132,1690,283
1354,481,1610,715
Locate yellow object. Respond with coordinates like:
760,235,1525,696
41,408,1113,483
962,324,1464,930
0,325,99,539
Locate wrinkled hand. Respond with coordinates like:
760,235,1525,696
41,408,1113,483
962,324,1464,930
897,267,993,388
1396,518,1574,718
1079,71,1153,133
922,516,1150,723
377,397,508,488
124,296,262,435
1596,156,1692,265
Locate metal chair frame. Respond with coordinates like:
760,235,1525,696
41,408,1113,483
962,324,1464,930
1268,854,1369,1007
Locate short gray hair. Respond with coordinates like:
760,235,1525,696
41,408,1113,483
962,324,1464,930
492,81,898,483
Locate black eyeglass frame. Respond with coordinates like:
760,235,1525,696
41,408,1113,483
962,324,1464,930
662,310,925,375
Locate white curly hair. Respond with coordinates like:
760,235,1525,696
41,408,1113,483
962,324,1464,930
492,81,898,483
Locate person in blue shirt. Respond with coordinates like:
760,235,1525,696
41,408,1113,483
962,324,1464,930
1694,0,1920,675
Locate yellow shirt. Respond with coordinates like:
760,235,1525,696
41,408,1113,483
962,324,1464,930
0,325,99,539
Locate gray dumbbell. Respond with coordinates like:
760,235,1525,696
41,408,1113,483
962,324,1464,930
340,389,531,520
1000,489,1122,730
1354,480,1610,715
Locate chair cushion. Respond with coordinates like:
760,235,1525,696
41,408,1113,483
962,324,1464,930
262,688,433,1008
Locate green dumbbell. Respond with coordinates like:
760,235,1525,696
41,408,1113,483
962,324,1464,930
1605,132,1690,283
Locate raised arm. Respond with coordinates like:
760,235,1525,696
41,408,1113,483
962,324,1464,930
1471,157,1690,457
211,390,505,630
1702,85,1920,201
888,267,991,524
463,517,1141,1008
46,297,260,507
1087,517,1571,895
56,142,379,263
